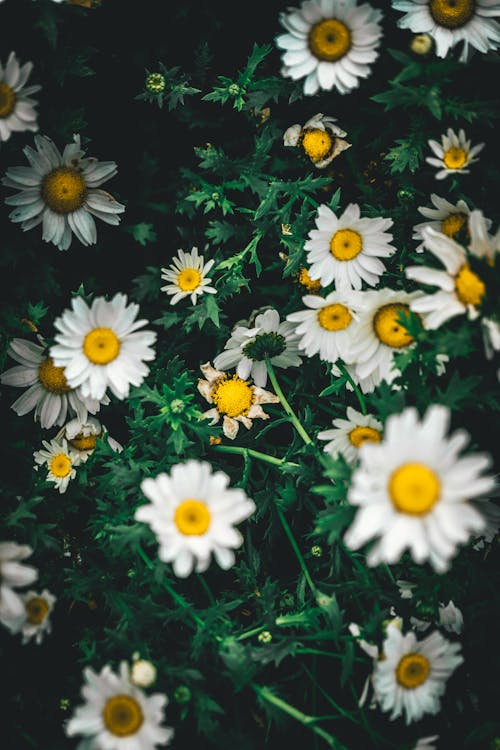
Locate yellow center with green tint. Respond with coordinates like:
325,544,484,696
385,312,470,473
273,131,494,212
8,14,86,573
373,304,414,348
49,453,72,478
212,375,254,417
298,267,322,292
177,268,202,292
308,18,351,61
430,0,475,28
83,327,121,365
25,596,49,625
454,264,485,306
38,357,71,394
317,303,352,331
396,653,431,689
330,229,363,261
0,82,16,118
41,167,87,214
301,129,333,162
389,463,441,515
348,425,382,448
102,695,144,737
441,212,467,239
69,433,99,451
442,146,468,170
174,499,211,536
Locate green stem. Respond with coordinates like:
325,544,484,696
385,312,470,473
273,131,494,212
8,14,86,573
236,625,267,641
266,360,313,445
301,665,357,727
211,444,299,469
336,362,367,416
196,572,216,606
276,506,316,596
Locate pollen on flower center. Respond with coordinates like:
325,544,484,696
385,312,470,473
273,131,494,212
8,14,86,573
308,18,352,62
69,433,100,452
102,695,144,737
83,327,121,365
0,81,16,118
298,267,322,292
441,212,468,238
242,332,287,361
211,375,254,417
330,228,363,261
49,453,72,478
177,267,202,292
348,425,382,448
373,304,414,348
25,596,49,625
301,129,333,162
442,146,468,170
174,499,211,536
395,653,431,689
455,264,485,306
389,462,441,515
38,357,72,394
317,303,352,331
41,167,87,214
429,0,476,29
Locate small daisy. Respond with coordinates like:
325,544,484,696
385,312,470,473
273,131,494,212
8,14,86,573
0,337,108,429
276,0,383,96
0,542,38,628
213,308,303,388
392,0,500,61
305,203,396,290
130,659,157,688
3,134,125,251
0,51,40,143
344,404,495,572
283,113,351,169
50,293,157,401
160,246,216,305
55,416,122,463
33,438,81,494
406,227,486,329
14,589,56,644
372,623,463,724
426,127,484,180
66,661,174,750
412,193,473,252
135,460,256,577
197,361,279,440
317,406,382,463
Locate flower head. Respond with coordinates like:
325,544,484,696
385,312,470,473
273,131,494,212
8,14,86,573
10,589,56,644
33,438,81,494
55,416,122,462
412,193,473,253
0,542,38,628
426,127,484,180
283,113,351,169
317,406,382,463
0,51,40,143
161,247,216,305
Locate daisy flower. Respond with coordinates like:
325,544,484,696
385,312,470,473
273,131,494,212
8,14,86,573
392,0,500,61
55,416,122,463
2,134,125,251
135,460,256,577
372,623,463,724
197,361,279,440
426,127,484,180
276,0,383,96
0,337,108,429
305,203,396,290
412,193,473,252
296,265,323,293
482,317,500,375
344,404,495,572
49,293,157,401
283,113,351,169
317,406,382,463
438,600,464,634
0,542,38,628
286,290,361,363
0,51,40,143
12,589,56,644
468,208,500,263
66,661,174,750
34,438,81,494
160,246,216,305
213,308,303,388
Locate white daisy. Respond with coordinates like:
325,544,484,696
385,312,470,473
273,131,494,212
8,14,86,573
135,460,256,578
468,208,500,263
49,293,157,401
276,0,383,96
317,406,382,463
0,337,108,429
160,246,216,305
55,415,122,463
12,589,56,644
0,51,40,143
426,127,484,180
392,0,500,61
283,113,351,169
406,226,486,329
197,361,279,440
66,661,174,750
305,203,396,290
0,541,38,628
482,317,500,378
34,438,81,494
438,600,464,634
344,404,495,572
372,623,463,724
213,308,303,388
412,193,473,253
2,134,125,251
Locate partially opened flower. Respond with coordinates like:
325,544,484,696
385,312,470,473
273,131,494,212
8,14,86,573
11,589,56,644
55,416,122,463
161,246,217,305
0,51,40,143
33,438,81,494
438,600,464,634
317,406,382,463
283,113,351,169
426,127,484,180
412,194,473,253
0,542,38,628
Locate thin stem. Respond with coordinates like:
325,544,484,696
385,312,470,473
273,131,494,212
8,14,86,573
266,360,313,445
196,572,216,606
336,361,367,416
301,664,357,727
276,506,316,596
236,625,267,641
211,444,299,469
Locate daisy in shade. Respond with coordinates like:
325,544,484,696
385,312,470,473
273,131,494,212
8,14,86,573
283,113,351,169
66,661,174,750
213,308,302,388
372,623,463,724
34,438,81,494
412,193,474,253
317,406,382,463
49,293,157,401
392,0,500,62
54,415,123,463
426,127,484,180
296,265,322,293
0,337,108,429
468,208,500,263
2,134,125,251
344,404,495,572
412,738,439,750
0,51,40,143
136,460,256,577
276,0,383,96
8,589,56,644
305,203,396,290
161,246,216,305
197,361,279,440
0,542,38,629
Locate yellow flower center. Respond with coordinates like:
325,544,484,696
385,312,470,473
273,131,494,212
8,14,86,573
83,327,121,365
330,228,363,261
0,81,16,118
373,304,414,348
441,212,467,239
317,303,352,331
177,268,202,292
454,264,485,307
348,425,382,448
442,146,468,170
211,375,254,418
41,167,87,214
25,596,49,625
38,357,72,394
430,0,475,29
301,129,333,163
396,653,431,689
389,463,441,515
308,18,351,62
102,695,144,737
69,432,100,451
298,267,322,292
49,453,72,478
174,499,211,536
410,33,433,55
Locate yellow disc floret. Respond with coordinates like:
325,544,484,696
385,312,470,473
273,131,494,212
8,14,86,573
430,0,475,29
177,268,202,292
38,357,71,394
83,327,121,365
396,653,431,689
441,212,467,239
442,146,468,170
348,425,382,448
373,304,414,348
41,167,87,214
174,499,211,536
308,18,351,62
25,596,49,625
389,462,441,516
454,264,485,307
0,82,16,118
103,695,144,737
211,376,254,418
49,453,72,478
297,267,322,292
69,433,99,452
301,128,333,163
330,228,363,261
317,303,352,331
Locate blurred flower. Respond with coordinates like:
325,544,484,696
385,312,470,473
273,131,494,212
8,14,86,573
0,542,38,628
130,659,157,688
412,194,473,253
0,51,40,143
317,406,382,463
161,247,216,306
55,416,122,461
9,589,56,644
